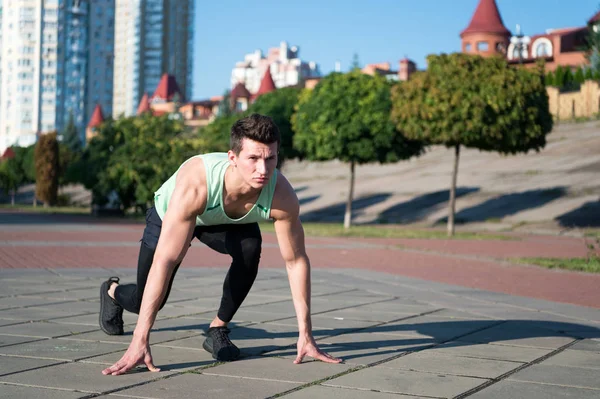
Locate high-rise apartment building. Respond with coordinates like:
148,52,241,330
0,0,115,154
112,0,194,118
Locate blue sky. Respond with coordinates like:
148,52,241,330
192,0,599,99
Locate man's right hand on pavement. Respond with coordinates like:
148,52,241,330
102,338,160,376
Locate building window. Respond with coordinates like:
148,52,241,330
465,43,472,52
512,47,521,59
532,38,553,58
477,42,489,52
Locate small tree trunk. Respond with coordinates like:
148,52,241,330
343,161,356,229
447,144,461,237
33,197,37,207
11,190,15,206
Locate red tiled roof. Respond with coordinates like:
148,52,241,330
589,11,600,24
256,67,277,97
152,73,183,102
87,104,104,128
231,82,251,99
1,147,15,160
137,93,151,115
461,0,510,37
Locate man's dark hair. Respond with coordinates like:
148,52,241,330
230,113,280,154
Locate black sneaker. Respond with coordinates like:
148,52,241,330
202,326,240,361
99,277,124,336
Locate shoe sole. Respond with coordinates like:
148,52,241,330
99,280,123,336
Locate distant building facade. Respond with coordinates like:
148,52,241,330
461,0,590,71
231,41,321,95
0,0,115,155
112,0,194,118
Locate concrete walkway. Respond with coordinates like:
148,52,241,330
0,214,599,398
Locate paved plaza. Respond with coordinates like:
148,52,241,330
0,213,599,398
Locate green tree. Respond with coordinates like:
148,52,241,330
198,113,246,153
0,157,24,205
554,65,565,88
218,89,233,117
585,66,595,81
574,66,585,84
545,70,555,86
73,115,204,213
292,70,424,228
391,53,552,236
563,67,575,89
34,132,60,207
586,19,600,73
62,111,81,152
248,87,302,168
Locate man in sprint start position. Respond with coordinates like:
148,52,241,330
99,114,341,376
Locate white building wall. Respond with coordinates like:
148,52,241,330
230,41,321,95
0,0,43,154
112,0,141,118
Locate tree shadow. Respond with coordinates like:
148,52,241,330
299,195,320,206
437,187,567,224
556,198,600,227
378,187,479,224
300,193,393,223
150,318,600,367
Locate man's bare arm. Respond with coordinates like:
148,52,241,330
271,175,341,364
102,160,206,375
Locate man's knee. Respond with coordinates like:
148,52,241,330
239,235,262,268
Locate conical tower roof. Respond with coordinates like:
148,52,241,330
256,67,276,97
137,93,151,115
88,104,104,128
461,0,510,38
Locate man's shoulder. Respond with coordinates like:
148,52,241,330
271,172,299,220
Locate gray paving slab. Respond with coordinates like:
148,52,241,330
381,351,522,378
113,372,300,399
540,349,600,369
0,383,84,399
425,341,553,362
32,301,100,314
0,355,65,377
469,380,600,399
0,362,170,394
204,355,353,383
0,320,24,327
318,330,433,350
282,385,422,399
0,306,92,322
456,323,578,349
271,315,379,331
0,338,127,361
58,326,201,346
0,335,45,347
0,297,71,310
0,321,98,339
569,338,600,351
82,345,215,372
316,308,412,323
52,311,139,326
265,343,418,366
323,366,486,397
509,364,600,389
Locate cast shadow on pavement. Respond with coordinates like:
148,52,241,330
150,319,599,369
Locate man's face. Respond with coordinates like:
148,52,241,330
229,138,278,189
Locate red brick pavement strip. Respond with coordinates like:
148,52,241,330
1,236,599,309
334,235,593,259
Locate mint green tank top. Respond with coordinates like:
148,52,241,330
153,152,278,226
